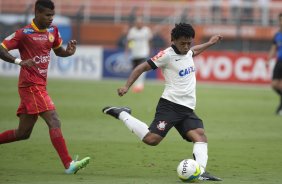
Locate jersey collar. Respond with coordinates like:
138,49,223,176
171,44,181,54
31,20,47,32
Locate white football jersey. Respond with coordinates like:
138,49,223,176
148,45,196,110
127,26,152,58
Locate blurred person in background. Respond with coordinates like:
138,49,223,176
103,23,223,181
126,16,153,93
0,0,90,173
267,13,282,116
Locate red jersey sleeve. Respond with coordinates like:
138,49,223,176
1,30,23,51
52,26,63,49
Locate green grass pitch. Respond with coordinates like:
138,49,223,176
0,76,281,184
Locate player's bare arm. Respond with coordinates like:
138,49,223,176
53,40,77,57
267,44,277,66
266,44,276,67
118,62,152,96
191,35,222,57
0,45,18,63
0,45,35,67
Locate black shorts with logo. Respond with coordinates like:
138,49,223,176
149,98,204,142
272,61,282,79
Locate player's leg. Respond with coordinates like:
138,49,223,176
272,81,282,115
176,114,207,175
271,62,282,115
0,86,39,144
40,110,72,168
278,80,282,115
0,114,37,144
103,99,176,146
132,58,146,93
27,85,90,173
103,106,152,142
186,128,208,175
102,106,165,145
40,110,90,173
176,113,222,181
119,110,164,145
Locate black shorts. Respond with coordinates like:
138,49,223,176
132,58,146,68
149,98,204,142
272,61,282,79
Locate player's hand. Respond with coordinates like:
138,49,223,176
20,59,36,67
66,40,77,56
209,35,223,45
117,86,129,96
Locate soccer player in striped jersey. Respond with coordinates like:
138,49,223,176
267,13,282,115
0,0,90,174
103,23,222,181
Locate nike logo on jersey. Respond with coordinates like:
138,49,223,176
175,58,181,61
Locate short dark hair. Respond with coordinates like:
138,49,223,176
171,23,195,41
35,0,55,12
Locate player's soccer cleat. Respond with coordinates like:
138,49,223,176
198,172,222,181
102,106,131,119
65,156,90,174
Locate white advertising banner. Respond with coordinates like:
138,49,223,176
0,46,103,80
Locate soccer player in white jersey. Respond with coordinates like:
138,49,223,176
126,16,153,93
103,23,222,181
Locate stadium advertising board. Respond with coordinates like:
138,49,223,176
0,46,103,80
157,51,274,85
103,49,157,79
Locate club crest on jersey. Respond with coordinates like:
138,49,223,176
48,33,55,42
23,28,35,34
157,121,167,131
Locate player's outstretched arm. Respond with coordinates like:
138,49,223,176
118,62,152,96
191,35,222,57
53,40,77,57
0,45,35,67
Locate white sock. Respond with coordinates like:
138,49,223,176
193,142,208,175
119,111,149,140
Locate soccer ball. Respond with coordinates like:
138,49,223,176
177,159,201,182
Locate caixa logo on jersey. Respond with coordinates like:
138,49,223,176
33,55,50,64
103,50,132,78
179,66,196,77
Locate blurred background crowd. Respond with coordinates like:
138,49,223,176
1,0,281,86
0,0,280,52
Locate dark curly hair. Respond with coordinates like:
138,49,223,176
35,0,55,12
171,23,195,41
